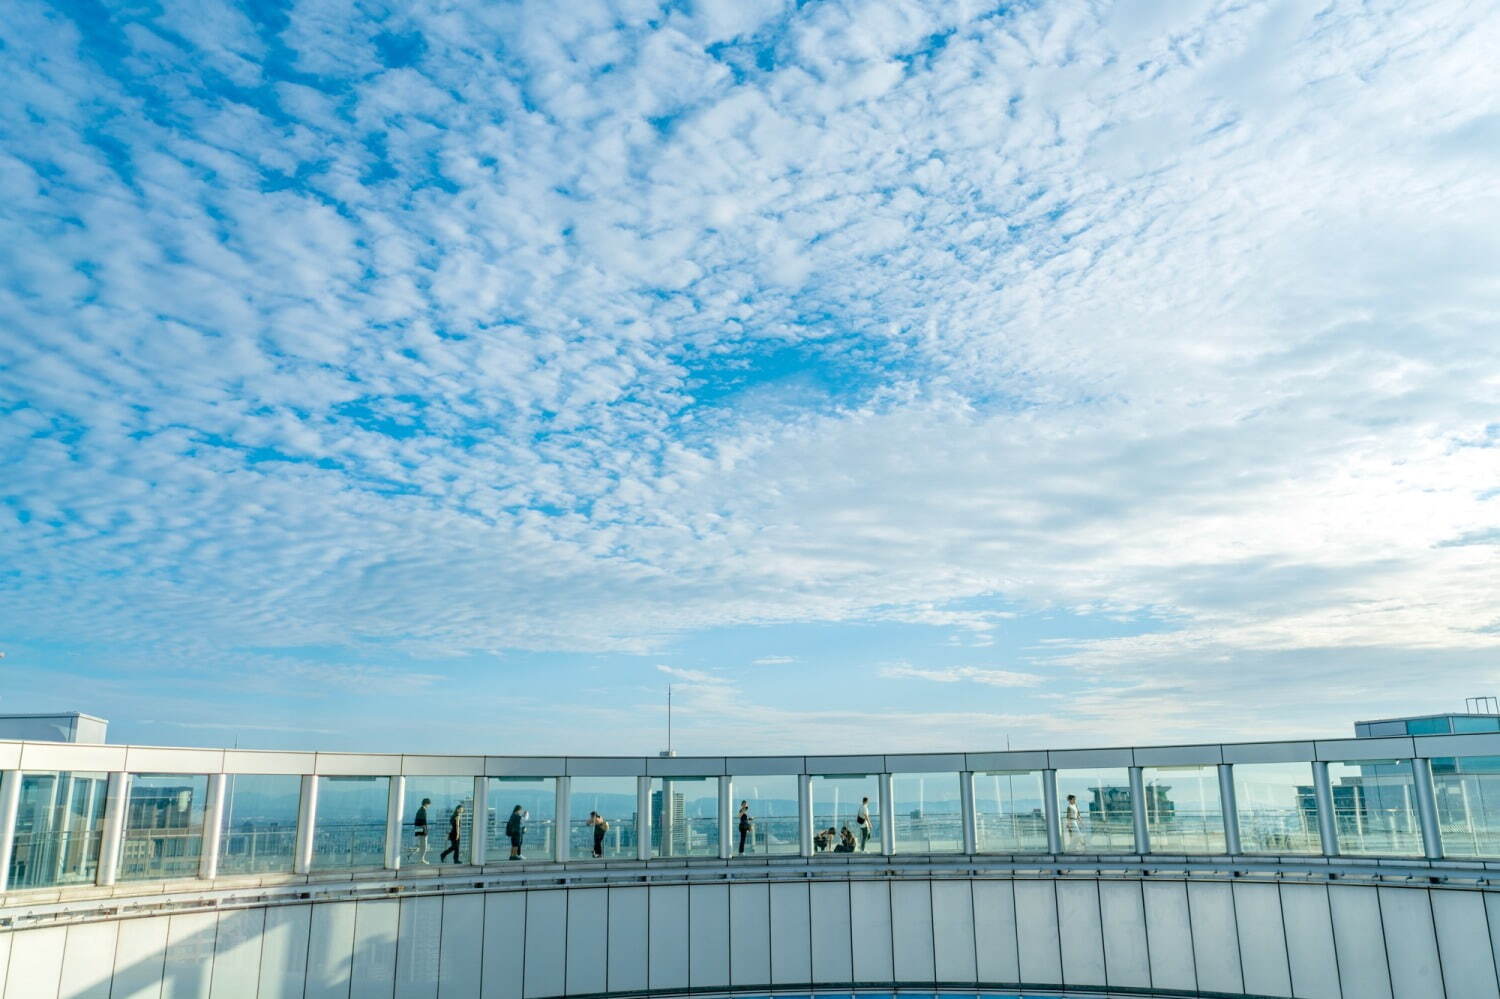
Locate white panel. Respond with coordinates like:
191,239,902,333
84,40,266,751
304,903,355,999
890,880,936,983
481,893,526,999
1014,880,1062,986
60,920,120,999
724,756,803,777
124,747,225,773
1143,881,1195,992
1132,744,1222,766
886,753,966,773
164,912,219,999
0,932,9,999
1435,890,1500,999
395,896,443,999
1056,880,1106,988
808,881,852,985
971,879,1019,984
563,757,642,777
19,743,127,772
209,908,266,999
931,880,977,984
606,887,648,993
0,742,19,768
729,883,772,987
402,755,484,777
257,906,310,999
805,755,883,773
565,888,608,996
689,884,731,989
485,757,565,777
647,885,690,992
850,879,894,984
1329,884,1393,999
1377,886,1443,999
222,751,316,774
522,891,567,999
1099,880,1150,989
1048,748,1134,768
1186,881,1243,995
1280,883,1341,999
1316,737,1414,761
1222,741,1317,764
1231,882,1292,998
350,900,399,997
647,756,725,776
964,751,1048,771
314,753,401,776
4,925,66,999
438,894,484,999
769,881,812,985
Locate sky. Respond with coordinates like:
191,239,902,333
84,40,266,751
1,0,1497,756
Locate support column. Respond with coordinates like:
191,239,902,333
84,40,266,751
1412,758,1443,861
718,776,733,860
1312,762,1339,857
471,776,488,866
1042,769,1062,855
97,772,131,886
879,772,895,855
385,775,405,870
960,771,977,855
1129,766,1150,854
198,773,227,880
293,775,318,875
1218,764,1241,856
798,774,812,858
0,770,22,892
554,776,570,862
636,776,651,861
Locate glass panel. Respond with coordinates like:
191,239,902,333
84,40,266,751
1233,762,1322,854
974,770,1048,853
488,777,556,862
569,777,638,859
1142,766,1224,853
1405,718,1451,735
1453,717,1500,734
1327,760,1422,856
808,774,879,854
121,774,208,881
891,772,962,854
1431,756,1500,858
404,777,474,866
650,777,719,858
312,776,390,870
1055,768,1134,852
6,772,109,889
219,774,301,875
730,775,800,856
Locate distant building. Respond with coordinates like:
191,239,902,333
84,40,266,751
0,713,108,743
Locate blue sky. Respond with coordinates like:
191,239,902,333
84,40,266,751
2,0,1498,754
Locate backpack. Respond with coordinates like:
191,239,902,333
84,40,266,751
506,813,521,837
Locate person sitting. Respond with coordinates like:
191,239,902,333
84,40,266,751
814,828,832,852
835,826,856,852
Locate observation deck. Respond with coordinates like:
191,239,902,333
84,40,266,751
3,730,1500,998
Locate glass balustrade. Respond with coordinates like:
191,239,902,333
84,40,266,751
1326,759,1423,856
729,774,800,856
974,770,1048,853
568,777,638,859
650,776,718,858
218,774,301,875
1142,765,1225,853
891,772,963,854
403,776,474,866
6,771,109,889
809,774,880,854
120,774,208,881
488,776,556,861
1054,768,1135,852
1430,756,1500,858
1232,762,1322,854
311,776,390,871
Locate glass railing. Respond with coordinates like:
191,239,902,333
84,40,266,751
311,821,387,870
219,826,298,875
6,828,104,888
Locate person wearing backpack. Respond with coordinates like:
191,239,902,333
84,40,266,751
506,805,527,860
737,800,753,854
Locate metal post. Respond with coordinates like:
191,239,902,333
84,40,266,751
636,776,651,861
718,776,733,860
199,773,227,880
879,772,895,855
1411,759,1444,860
960,771,977,855
1042,769,1062,855
97,772,131,886
471,776,488,866
554,776,570,862
1312,762,1339,857
0,770,22,892
294,775,318,875
385,775,405,871
1218,764,1241,856
1129,766,1150,854
798,774,813,857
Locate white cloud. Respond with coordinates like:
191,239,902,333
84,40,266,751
878,664,1044,688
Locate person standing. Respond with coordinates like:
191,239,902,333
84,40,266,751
412,798,432,863
587,811,609,858
440,803,464,863
506,805,527,860
737,800,753,855
856,796,871,851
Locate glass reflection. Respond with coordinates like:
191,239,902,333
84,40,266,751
891,772,962,854
1430,756,1500,858
1054,768,1134,852
121,774,208,881
729,774,800,856
5,771,109,889
312,776,390,870
650,777,718,858
1326,760,1422,856
1142,766,1224,853
973,771,1048,853
219,774,301,875
1232,762,1321,854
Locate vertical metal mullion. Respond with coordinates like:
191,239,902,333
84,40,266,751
1312,761,1339,857
0,770,22,892
879,772,896,855
1042,769,1062,855
293,774,318,874
1218,764,1241,856
554,775,570,862
97,771,132,886
718,776,733,860
636,775,651,861
798,774,812,857
1411,758,1443,860
1129,766,1150,854
385,774,405,870
471,775,488,866
959,771,977,855
199,772,227,880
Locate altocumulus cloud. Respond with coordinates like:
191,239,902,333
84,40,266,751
1,0,1498,744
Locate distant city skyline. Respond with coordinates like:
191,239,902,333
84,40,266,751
2,0,1497,754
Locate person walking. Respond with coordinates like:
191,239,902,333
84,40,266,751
587,811,609,858
737,800,753,855
411,797,432,863
506,805,527,860
856,796,871,851
1064,794,1088,851
440,803,464,863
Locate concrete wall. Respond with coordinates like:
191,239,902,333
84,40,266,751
2,876,1497,999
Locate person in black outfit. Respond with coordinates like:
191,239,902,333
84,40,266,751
506,805,527,860
587,811,608,857
412,798,432,863
440,803,464,863
737,800,752,855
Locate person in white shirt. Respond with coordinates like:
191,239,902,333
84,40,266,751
1064,794,1088,851
856,797,871,851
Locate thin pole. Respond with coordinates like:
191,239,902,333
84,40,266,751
667,685,673,755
